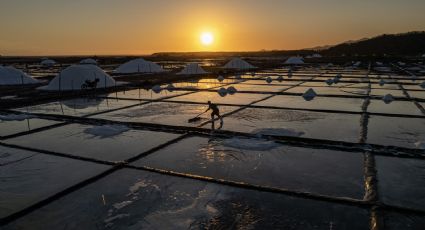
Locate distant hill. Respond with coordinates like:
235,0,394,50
321,31,425,56
149,31,425,58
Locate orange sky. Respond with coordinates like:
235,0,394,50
1,0,425,56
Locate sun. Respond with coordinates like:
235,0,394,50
200,32,214,46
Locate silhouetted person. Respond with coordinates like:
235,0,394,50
206,101,223,130
81,78,100,90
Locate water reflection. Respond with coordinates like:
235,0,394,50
62,97,104,110
197,138,244,164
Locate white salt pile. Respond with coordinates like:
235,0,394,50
166,83,175,92
80,58,97,65
40,59,56,67
115,58,165,74
84,125,130,138
353,61,361,67
227,86,237,95
412,75,418,82
333,77,340,84
277,76,284,82
40,65,115,91
284,56,304,65
217,75,224,82
302,88,317,101
177,63,208,75
152,85,162,93
265,77,272,84
382,94,394,104
0,66,39,85
414,141,425,149
223,57,256,70
217,87,228,97
374,67,392,72
325,79,334,85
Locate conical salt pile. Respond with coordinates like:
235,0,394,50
166,83,175,92
302,88,317,101
325,79,334,86
218,87,228,97
227,86,237,95
382,94,394,104
266,77,272,84
217,75,224,82
277,76,284,82
379,79,386,86
152,85,162,93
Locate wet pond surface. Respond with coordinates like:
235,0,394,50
4,124,181,162
134,136,365,199
2,65,425,229
4,168,370,230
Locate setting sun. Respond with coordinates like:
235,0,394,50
200,32,214,46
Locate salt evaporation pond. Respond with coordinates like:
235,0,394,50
0,114,61,137
13,98,141,117
3,168,370,230
2,64,425,229
134,136,365,198
92,102,240,127
4,124,181,161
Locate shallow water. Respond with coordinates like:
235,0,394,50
224,83,290,92
376,156,425,211
4,124,181,161
166,91,270,105
218,108,361,142
4,168,370,230
368,100,422,116
285,86,359,96
255,95,364,112
2,66,424,228
367,116,425,148
14,98,140,117
0,116,60,137
93,102,241,127
102,88,192,100
0,146,110,218
134,136,365,198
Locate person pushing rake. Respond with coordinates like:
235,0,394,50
188,101,223,126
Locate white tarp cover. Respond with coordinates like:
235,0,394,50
223,58,256,69
284,57,305,65
40,59,56,67
0,66,39,85
115,58,165,73
40,65,116,91
80,58,98,65
177,63,209,75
